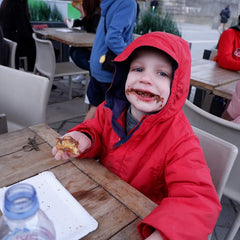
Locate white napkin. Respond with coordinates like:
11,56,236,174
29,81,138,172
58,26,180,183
0,171,98,240
56,28,73,33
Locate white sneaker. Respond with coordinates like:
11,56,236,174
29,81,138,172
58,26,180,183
72,74,85,82
81,80,86,86
66,18,74,28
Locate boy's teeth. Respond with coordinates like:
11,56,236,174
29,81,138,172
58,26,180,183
137,91,152,97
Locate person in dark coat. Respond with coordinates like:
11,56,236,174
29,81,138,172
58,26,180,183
218,4,231,34
0,25,9,67
150,0,159,12
0,0,36,71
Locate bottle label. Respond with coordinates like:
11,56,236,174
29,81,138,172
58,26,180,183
3,227,55,240
3,228,38,240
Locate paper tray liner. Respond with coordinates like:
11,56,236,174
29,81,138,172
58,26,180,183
0,171,98,240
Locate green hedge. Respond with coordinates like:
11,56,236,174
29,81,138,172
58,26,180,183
28,0,63,22
134,10,181,37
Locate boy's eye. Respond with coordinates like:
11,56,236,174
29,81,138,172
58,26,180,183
157,71,168,77
132,67,143,72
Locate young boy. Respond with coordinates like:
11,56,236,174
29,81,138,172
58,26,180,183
52,32,221,240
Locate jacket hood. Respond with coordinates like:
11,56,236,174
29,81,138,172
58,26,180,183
230,25,240,32
105,31,191,136
100,0,116,17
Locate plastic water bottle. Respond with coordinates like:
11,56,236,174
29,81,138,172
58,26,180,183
0,183,56,240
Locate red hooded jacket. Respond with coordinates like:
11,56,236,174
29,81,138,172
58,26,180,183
70,32,221,240
215,26,240,70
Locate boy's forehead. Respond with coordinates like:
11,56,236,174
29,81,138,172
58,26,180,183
130,47,175,66
133,47,165,56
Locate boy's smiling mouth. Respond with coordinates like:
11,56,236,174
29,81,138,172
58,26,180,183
126,88,164,103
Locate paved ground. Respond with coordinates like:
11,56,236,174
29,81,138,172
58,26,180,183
47,23,240,240
179,23,220,62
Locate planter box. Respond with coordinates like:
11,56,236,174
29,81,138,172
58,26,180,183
31,21,65,28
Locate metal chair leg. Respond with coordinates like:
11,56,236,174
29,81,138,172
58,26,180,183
225,211,240,240
68,75,72,100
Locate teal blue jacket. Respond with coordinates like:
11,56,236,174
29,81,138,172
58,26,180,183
89,0,137,83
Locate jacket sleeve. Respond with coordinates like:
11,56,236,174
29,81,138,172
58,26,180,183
227,80,240,120
67,102,106,159
105,1,136,55
73,14,100,33
216,29,240,70
137,134,221,240
73,18,84,28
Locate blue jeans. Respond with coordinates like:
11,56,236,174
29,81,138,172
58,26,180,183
69,47,91,71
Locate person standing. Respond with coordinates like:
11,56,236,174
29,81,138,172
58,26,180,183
0,0,36,72
212,14,240,117
65,0,101,71
150,0,159,12
85,0,137,120
214,14,240,71
218,4,231,34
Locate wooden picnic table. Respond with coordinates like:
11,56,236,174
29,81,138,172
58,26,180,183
34,27,95,47
213,80,238,100
191,60,240,91
190,60,240,110
0,124,157,240
34,27,140,52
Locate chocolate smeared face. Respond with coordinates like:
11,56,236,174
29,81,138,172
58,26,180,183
126,88,164,105
125,48,173,121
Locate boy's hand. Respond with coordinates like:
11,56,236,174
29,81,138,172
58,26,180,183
145,231,163,240
64,17,74,28
52,131,91,160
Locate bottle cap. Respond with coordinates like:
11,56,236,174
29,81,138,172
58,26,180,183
3,183,39,220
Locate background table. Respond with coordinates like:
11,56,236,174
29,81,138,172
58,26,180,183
190,60,240,111
191,60,240,91
213,80,238,100
0,124,157,240
34,27,95,61
34,27,95,47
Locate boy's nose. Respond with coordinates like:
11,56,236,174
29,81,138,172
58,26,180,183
139,72,153,85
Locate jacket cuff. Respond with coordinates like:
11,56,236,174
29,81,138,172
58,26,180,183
137,221,154,239
137,221,167,240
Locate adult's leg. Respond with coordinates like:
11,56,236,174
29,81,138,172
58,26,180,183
218,23,224,34
85,77,111,119
84,105,97,120
222,23,226,32
18,40,36,72
70,47,91,70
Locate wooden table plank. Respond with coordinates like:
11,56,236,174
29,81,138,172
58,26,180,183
72,158,157,219
50,162,98,197
109,219,142,240
191,60,240,90
0,128,44,156
34,28,95,47
213,80,238,100
30,124,60,147
0,142,64,188
79,187,138,240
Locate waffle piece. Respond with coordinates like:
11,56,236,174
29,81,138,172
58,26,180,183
56,136,80,156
